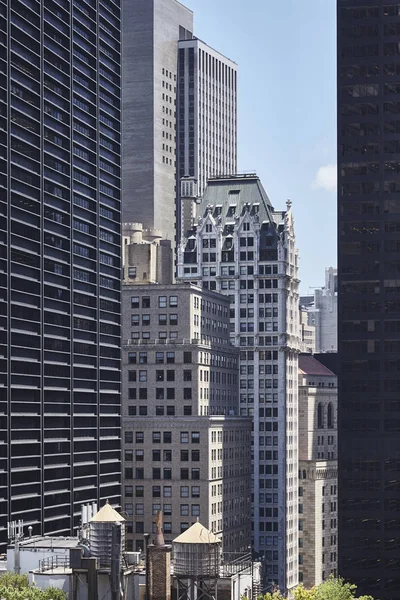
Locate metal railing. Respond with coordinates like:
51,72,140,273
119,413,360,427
38,555,70,573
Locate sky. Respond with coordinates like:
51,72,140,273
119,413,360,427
183,0,337,294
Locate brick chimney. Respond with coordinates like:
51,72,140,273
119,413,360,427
148,511,171,600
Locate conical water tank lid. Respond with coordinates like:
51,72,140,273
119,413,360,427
173,522,220,544
90,501,125,522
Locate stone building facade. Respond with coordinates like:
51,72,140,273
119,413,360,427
121,275,251,554
177,174,301,593
298,355,338,587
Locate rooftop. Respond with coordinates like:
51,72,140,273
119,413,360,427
14,537,79,550
299,355,336,377
177,36,237,66
198,174,276,228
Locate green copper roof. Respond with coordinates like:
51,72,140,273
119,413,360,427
197,174,275,227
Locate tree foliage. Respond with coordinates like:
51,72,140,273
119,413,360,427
0,572,67,600
241,576,375,600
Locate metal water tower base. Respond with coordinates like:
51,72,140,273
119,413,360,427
176,576,218,600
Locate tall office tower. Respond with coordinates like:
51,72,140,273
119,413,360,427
176,39,237,240
0,0,122,550
338,3,400,596
177,174,301,593
300,267,337,353
122,0,193,242
298,355,338,588
121,277,252,553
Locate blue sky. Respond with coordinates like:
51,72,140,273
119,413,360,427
183,0,337,294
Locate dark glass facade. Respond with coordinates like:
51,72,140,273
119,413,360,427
0,0,121,549
338,1,400,596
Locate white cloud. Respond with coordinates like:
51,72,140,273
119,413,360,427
313,164,337,192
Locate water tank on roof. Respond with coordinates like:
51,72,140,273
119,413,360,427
172,522,221,578
89,501,126,568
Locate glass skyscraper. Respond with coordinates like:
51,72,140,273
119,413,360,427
0,0,122,549
338,1,400,596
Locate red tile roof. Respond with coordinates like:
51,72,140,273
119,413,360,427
298,355,336,377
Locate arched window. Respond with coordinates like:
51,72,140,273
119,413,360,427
327,403,334,429
317,402,324,429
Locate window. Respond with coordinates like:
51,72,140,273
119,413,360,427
131,314,139,326
135,521,144,533
135,450,144,462
163,432,172,443
128,352,137,364
192,486,200,498
181,432,189,443
184,406,192,416
163,468,172,480
192,450,200,461
129,267,137,279
166,388,175,400
180,486,189,498
166,352,175,364
166,370,175,382
180,468,189,479
159,296,167,308
138,404,147,414
139,352,147,364
163,450,172,461
191,432,200,443
156,406,164,416
184,388,192,400
139,370,147,382
184,352,192,364
125,450,133,462
152,503,161,515
156,352,164,364
191,468,200,480
170,296,178,307
136,432,144,443
142,296,150,308
180,504,189,516
166,406,175,416
142,315,150,326
153,450,161,461
159,314,167,325
135,485,144,497
181,450,189,461
136,504,144,515
327,403,334,428
153,432,161,443
125,431,133,443
318,403,324,429
170,314,178,325
191,504,200,517
163,486,172,498
184,370,192,381
152,486,161,497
